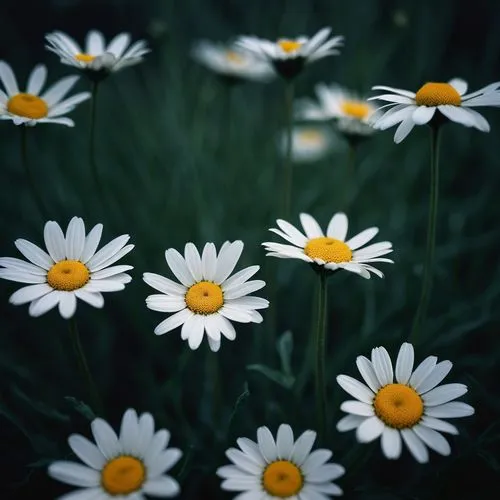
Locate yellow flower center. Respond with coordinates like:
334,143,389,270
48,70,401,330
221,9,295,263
7,93,48,119
297,129,325,146
415,82,461,107
101,456,145,495
340,100,371,120
373,383,424,429
226,51,245,64
262,460,303,498
46,260,90,291
185,281,224,314
75,53,96,63
304,237,352,263
278,40,303,54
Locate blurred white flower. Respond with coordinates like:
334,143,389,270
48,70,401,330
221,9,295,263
48,408,181,498
0,216,134,319
279,125,335,163
191,39,275,82
369,78,500,143
337,342,475,463
45,30,150,75
237,27,343,79
296,83,377,137
0,61,90,127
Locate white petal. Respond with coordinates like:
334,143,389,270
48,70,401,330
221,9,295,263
86,30,105,55
58,292,77,319
257,426,277,463
143,272,186,296
290,430,316,466
306,463,345,483
275,219,308,246
0,256,46,275
356,356,381,392
336,375,374,404
86,235,130,271
29,291,62,316
326,212,348,240
41,75,79,106
340,400,374,416
0,269,46,284
420,416,459,435
84,280,125,292
68,434,106,469
44,221,66,262
300,213,324,238
276,424,294,459
414,361,453,394
345,227,379,250
201,243,217,281
119,408,140,455
183,243,203,282
412,106,436,125
336,414,366,432
65,217,86,260
26,64,47,95
147,449,182,477
47,461,100,487
371,346,393,386
163,248,196,287
400,429,429,463
106,32,131,58
223,280,266,300
154,308,192,335
215,240,244,283
395,342,414,384
226,448,262,474
237,437,265,466
0,61,19,95
227,296,269,310
394,114,416,143
214,314,236,340
57,487,106,500
144,429,170,467
15,239,53,269
219,305,253,323
222,265,260,291
449,78,468,95
301,449,332,474
380,427,402,459
80,224,103,263
422,384,468,406
356,416,385,443
425,402,474,419
373,105,414,130
413,425,451,456
438,104,475,127
409,356,438,390
146,295,185,313
91,265,133,280
186,314,205,350
9,283,52,305
143,476,180,497
91,417,121,459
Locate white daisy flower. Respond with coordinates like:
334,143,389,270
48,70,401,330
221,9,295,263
191,39,275,82
279,125,335,163
369,78,500,143
296,83,377,136
48,408,182,499
143,241,269,352
236,27,344,79
45,30,150,75
0,216,134,319
263,212,394,279
336,342,475,463
217,423,345,498
0,61,90,127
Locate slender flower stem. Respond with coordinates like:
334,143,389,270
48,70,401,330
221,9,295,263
314,270,328,443
410,125,441,343
68,317,102,415
89,82,104,199
283,81,295,217
20,127,48,220
343,141,357,209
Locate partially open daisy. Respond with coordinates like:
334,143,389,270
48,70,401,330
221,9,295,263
48,408,181,499
336,342,475,463
0,61,90,127
280,125,335,163
263,212,393,279
191,39,275,83
217,423,345,498
369,78,500,143
45,30,150,76
236,27,343,79
296,83,377,137
0,216,134,319
143,241,268,352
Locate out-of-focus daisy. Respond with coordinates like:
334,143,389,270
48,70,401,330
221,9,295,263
143,241,268,352
0,61,90,127
45,30,150,76
263,212,393,279
336,342,474,463
191,39,275,83
217,423,345,498
0,216,134,319
279,125,335,163
296,83,377,137
48,408,182,498
237,27,343,79
369,78,500,143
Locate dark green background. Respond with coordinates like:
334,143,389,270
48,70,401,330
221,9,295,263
1,0,500,498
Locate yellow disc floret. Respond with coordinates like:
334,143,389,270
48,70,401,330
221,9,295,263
263,460,303,498
304,237,352,263
341,100,372,120
75,53,96,63
278,40,303,54
226,51,245,64
101,456,145,495
374,383,424,429
415,82,461,107
7,93,48,119
185,281,224,314
297,129,325,146
46,260,90,291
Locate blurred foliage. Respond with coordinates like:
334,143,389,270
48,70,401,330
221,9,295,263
1,0,500,498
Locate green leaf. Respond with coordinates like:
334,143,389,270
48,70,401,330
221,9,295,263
246,364,295,389
64,397,96,421
276,330,294,376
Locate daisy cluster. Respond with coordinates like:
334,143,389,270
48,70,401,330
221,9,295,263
1,16,493,500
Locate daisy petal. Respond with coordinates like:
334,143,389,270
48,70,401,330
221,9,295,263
326,212,348,240
300,213,324,238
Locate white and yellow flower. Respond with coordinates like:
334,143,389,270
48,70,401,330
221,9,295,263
48,408,182,499
191,40,275,82
0,61,90,126
369,79,500,143
263,212,393,279
0,216,134,319
236,27,343,79
336,342,474,463
296,83,377,136
217,423,345,498
279,125,335,163
143,241,268,352
45,30,150,73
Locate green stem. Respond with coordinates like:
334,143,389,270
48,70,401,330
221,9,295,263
409,125,441,343
69,318,102,415
314,271,328,443
343,142,357,209
283,81,295,217
20,127,48,220
89,82,104,199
